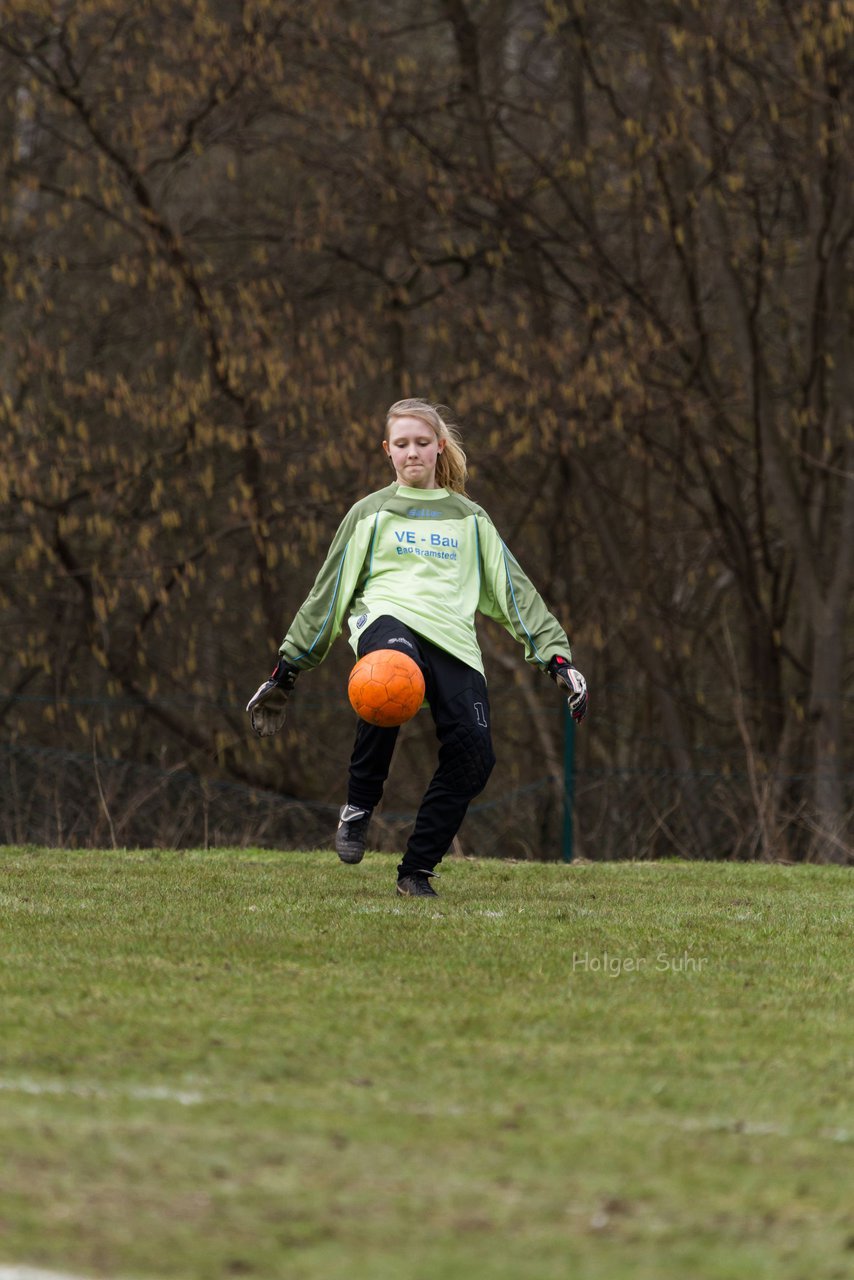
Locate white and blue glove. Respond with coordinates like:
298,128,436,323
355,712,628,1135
548,656,588,723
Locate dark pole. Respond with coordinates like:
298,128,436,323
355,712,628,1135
562,703,576,862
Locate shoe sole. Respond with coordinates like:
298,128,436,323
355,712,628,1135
337,849,365,865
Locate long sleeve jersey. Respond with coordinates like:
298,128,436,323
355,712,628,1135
278,483,572,678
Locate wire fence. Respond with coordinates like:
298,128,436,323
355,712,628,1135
3,664,853,861
3,734,850,862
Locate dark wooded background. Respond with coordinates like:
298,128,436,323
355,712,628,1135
2,1,851,861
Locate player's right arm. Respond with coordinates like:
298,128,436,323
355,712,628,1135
277,492,388,670
246,489,393,737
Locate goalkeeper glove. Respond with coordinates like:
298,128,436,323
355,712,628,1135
246,657,300,737
548,656,588,723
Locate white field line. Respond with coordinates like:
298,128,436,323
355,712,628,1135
3,1078,849,1143
0,1077,204,1106
0,1270,103,1280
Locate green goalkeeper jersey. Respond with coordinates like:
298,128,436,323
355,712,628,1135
278,483,572,677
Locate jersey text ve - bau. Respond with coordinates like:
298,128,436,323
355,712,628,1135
278,484,571,677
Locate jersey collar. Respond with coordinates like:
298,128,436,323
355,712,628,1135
393,484,450,499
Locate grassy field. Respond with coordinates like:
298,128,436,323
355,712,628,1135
0,849,851,1280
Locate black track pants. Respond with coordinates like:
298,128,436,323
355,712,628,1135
346,616,496,877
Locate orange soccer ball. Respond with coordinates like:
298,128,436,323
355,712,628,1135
348,649,426,728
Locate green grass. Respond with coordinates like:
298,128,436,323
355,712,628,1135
0,850,851,1280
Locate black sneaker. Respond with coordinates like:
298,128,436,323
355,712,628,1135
335,804,372,864
396,872,439,898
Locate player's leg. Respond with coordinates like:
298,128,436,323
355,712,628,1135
336,616,425,865
396,642,495,895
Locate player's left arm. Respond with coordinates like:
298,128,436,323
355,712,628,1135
475,513,588,722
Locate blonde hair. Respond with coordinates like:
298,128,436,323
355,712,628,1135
384,398,468,494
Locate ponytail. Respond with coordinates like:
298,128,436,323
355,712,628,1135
384,398,468,495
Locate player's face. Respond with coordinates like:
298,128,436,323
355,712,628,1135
383,416,444,489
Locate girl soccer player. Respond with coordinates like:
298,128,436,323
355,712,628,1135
246,399,588,897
